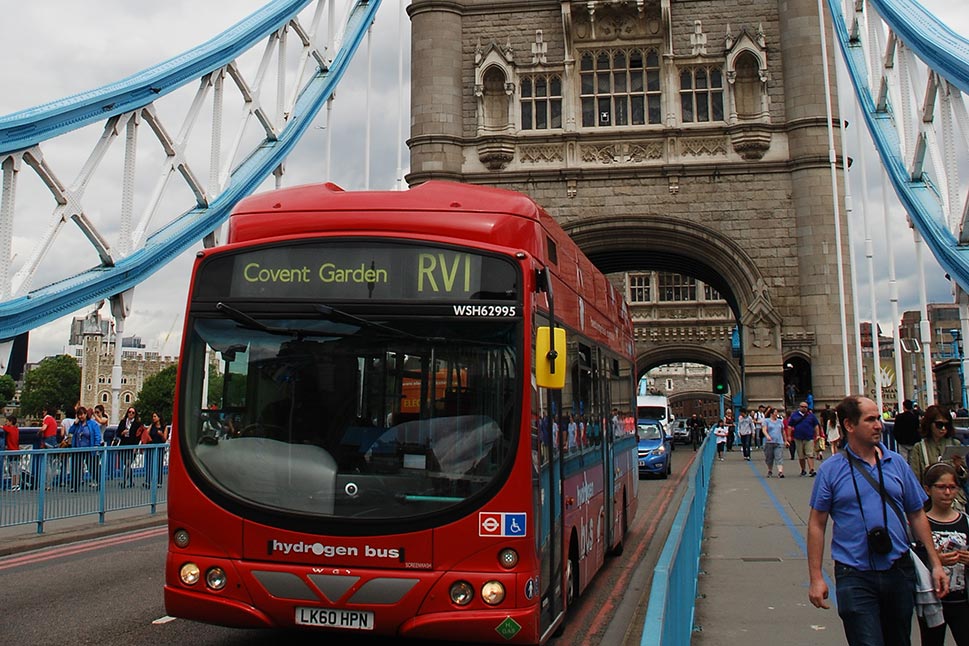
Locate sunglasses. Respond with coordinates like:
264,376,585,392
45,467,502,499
933,421,952,429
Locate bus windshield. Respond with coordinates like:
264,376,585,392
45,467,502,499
180,311,519,523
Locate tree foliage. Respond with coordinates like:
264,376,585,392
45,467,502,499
0,374,16,404
20,355,81,417
206,372,224,408
135,365,177,425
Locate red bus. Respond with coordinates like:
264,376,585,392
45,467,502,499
164,181,638,643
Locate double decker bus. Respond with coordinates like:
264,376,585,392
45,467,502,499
165,181,638,643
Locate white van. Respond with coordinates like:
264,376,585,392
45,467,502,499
637,394,672,435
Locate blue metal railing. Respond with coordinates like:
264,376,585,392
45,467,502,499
0,444,168,533
641,432,715,646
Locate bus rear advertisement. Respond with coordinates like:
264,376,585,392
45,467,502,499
164,181,638,643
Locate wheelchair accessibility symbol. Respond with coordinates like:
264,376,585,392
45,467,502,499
479,512,528,537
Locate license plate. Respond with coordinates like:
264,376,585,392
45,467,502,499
638,460,646,467
295,607,375,630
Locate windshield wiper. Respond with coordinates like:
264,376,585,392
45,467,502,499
216,302,348,340
314,304,446,342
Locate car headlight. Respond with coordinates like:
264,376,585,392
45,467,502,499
650,446,666,456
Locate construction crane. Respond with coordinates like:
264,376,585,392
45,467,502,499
161,313,181,356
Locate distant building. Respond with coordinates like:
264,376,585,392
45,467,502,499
69,310,177,420
896,305,962,409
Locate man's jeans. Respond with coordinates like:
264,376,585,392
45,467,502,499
835,556,916,646
739,434,752,458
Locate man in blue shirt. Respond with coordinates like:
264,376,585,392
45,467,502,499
789,401,821,476
807,395,947,645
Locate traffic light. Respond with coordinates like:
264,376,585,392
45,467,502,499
712,364,728,395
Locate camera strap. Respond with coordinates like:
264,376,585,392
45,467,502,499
846,452,912,544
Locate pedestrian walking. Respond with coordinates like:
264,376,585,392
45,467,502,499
115,407,142,487
143,412,168,488
713,419,728,461
688,414,705,451
909,405,968,511
737,408,755,461
789,401,822,477
2,414,20,491
807,395,948,646
824,406,841,456
915,462,969,645
762,407,786,478
68,406,102,490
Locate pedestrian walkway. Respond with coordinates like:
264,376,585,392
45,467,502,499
0,503,166,558
693,452,848,645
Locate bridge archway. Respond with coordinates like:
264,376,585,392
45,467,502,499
566,215,785,408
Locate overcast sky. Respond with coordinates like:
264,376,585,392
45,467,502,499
0,0,967,365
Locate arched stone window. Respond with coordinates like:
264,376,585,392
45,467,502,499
482,66,510,131
733,52,762,120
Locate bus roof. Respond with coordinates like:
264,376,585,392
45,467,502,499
227,181,546,248
220,180,633,352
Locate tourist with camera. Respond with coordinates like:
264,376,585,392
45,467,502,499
807,395,948,646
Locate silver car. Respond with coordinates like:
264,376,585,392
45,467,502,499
672,418,690,444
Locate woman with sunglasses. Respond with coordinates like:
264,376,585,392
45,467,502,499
909,405,968,511
115,407,142,487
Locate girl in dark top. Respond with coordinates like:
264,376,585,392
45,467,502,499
116,407,142,487
144,412,168,487
917,462,969,645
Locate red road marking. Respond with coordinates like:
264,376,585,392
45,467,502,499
570,451,696,642
0,526,166,571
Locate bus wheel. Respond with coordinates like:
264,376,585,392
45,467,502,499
565,552,579,608
610,497,627,556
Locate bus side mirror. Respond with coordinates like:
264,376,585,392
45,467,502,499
535,327,566,389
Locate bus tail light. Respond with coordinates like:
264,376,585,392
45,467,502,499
481,581,505,605
180,563,201,585
498,548,519,569
449,581,474,606
205,567,227,590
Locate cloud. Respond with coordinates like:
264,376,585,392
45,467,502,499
1,1,409,362
1,1,967,364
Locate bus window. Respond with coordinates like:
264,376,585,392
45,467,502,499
182,316,518,520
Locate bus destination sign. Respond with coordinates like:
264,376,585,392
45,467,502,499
198,243,519,302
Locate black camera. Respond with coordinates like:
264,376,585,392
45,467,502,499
867,527,892,555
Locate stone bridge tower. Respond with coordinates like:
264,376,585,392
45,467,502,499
407,0,856,409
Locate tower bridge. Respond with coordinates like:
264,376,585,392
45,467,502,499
409,0,849,409
1,0,967,415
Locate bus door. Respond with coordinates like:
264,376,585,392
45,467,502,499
537,389,564,634
600,352,616,549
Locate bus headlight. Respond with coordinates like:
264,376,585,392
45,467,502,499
481,580,505,605
173,529,191,548
449,581,474,606
498,548,519,569
206,567,227,590
179,563,201,585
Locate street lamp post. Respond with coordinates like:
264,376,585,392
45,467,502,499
900,337,921,408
